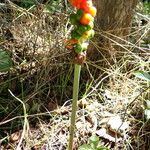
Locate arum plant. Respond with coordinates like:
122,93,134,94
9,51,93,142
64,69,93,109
66,0,97,149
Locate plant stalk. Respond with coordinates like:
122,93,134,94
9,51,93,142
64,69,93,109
68,64,81,150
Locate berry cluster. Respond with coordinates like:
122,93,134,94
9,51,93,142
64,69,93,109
67,0,97,64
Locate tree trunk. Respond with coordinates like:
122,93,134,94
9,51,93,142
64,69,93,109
94,0,138,35
90,0,138,62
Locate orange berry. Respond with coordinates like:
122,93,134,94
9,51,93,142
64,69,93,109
66,45,73,49
66,39,78,45
86,6,97,17
80,0,93,11
65,39,78,49
80,13,94,25
69,0,82,8
65,38,78,49
68,39,78,44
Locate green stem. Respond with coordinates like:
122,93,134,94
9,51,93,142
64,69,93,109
68,64,81,150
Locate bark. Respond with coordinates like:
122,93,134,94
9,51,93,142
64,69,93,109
90,0,138,62
94,0,138,36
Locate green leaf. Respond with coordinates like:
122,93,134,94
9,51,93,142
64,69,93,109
78,144,93,150
134,71,150,82
143,2,150,14
97,147,110,150
89,135,99,143
146,100,150,109
144,109,150,120
0,49,12,72
19,0,35,9
89,135,99,149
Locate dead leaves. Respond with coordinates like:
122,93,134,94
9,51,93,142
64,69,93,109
96,115,129,144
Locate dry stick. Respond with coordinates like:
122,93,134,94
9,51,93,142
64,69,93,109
68,64,81,150
8,89,29,150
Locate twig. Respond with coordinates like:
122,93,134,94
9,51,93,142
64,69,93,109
8,89,29,150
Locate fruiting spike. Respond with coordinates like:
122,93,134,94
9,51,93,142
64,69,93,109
68,1,96,149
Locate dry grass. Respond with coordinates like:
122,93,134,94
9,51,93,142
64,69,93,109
0,1,150,150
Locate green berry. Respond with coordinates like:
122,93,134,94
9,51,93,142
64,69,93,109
76,9,84,20
71,30,82,40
